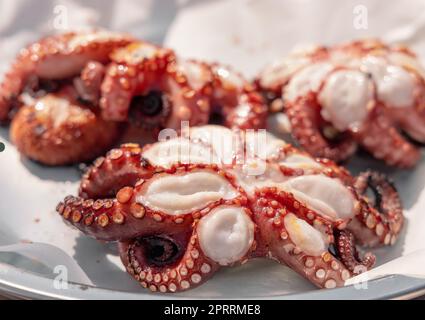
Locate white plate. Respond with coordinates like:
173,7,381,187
1,0,425,300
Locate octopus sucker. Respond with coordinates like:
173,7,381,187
141,136,220,169
136,170,240,215
279,174,357,222
197,205,255,266
258,39,425,167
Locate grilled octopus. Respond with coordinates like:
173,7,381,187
56,125,403,292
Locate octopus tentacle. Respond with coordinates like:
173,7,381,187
388,106,425,144
100,43,213,131
313,158,355,185
79,144,154,199
74,61,106,105
276,144,355,185
334,229,376,274
252,189,351,289
286,93,357,162
255,187,338,232
100,42,177,123
209,64,267,130
0,61,27,122
57,187,193,242
10,88,120,166
225,91,267,130
63,163,249,240
119,229,219,293
349,171,404,247
354,107,420,168
119,202,257,293
256,44,328,110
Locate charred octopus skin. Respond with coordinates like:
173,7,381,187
10,87,120,166
100,42,267,131
0,30,134,165
258,39,425,167
56,126,404,292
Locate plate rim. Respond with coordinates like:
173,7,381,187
1,262,425,300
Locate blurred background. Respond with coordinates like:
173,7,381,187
2,0,425,78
